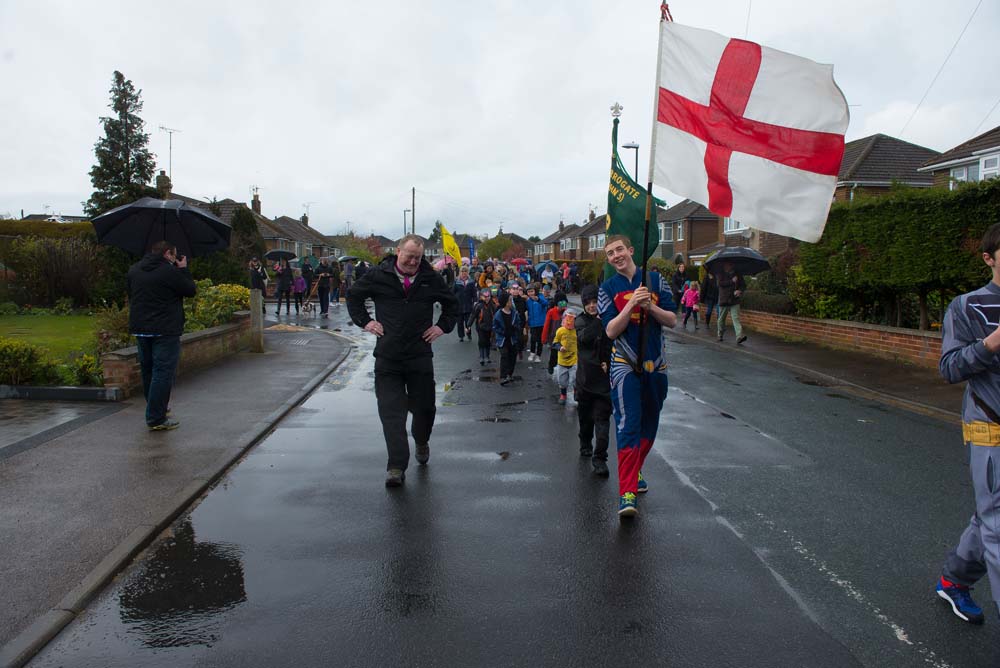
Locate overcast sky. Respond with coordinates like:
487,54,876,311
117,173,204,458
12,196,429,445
1,0,997,240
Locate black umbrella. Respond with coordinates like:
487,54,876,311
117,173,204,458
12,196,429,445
91,197,231,258
704,246,771,276
265,249,296,262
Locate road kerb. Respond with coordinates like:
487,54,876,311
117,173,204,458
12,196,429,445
0,342,353,668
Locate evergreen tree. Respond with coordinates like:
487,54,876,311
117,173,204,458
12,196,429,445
427,220,443,244
230,205,266,265
84,71,157,217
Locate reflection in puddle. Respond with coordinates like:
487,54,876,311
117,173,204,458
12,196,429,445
118,519,246,648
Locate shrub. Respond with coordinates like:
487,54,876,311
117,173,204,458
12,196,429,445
740,290,795,314
0,302,17,315
69,354,103,386
0,337,60,385
94,302,133,353
4,236,102,307
53,297,74,315
185,281,251,331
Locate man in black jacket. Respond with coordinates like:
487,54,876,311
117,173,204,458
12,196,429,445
575,284,613,477
346,235,460,487
127,240,197,431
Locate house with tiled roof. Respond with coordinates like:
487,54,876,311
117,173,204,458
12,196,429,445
576,214,608,260
21,213,89,223
659,200,725,266
835,133,940,202
534,222,580,262
917,124,1000,190
734,133,942,258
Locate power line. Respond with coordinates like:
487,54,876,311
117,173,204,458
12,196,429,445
973,93,1000,136
899,0,983,137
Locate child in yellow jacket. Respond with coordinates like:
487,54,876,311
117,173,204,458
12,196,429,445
552,310,578,405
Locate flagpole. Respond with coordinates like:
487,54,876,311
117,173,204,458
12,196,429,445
635,3,671,375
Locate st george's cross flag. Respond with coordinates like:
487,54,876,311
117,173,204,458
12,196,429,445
650,22,849,243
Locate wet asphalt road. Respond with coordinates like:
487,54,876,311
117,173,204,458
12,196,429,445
29,308,1000,667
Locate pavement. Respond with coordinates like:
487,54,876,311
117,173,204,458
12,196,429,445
0,316,350,667
567,294,962,421
0,301,965,667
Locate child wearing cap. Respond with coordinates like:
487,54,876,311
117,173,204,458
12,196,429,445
469,288,496,366
492,292,523,384
552,310,578,405
541,291,568,375
576,284,612,476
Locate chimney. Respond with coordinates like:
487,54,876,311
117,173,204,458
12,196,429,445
558,220,564,232
589,209,596,222
301,214,309,226
251,193,261,215
155,170,172,198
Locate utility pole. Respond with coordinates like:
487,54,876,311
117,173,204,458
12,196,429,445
411,187,416,235
159,126,182,181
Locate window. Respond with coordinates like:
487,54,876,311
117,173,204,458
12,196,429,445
676,222,685,241
724,217,748,234
597,233,605,248
660,222,673,242
983,154,1000,181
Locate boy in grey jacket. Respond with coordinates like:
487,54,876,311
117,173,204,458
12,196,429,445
935,221,1000,625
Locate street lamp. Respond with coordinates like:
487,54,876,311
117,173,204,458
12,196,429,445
403,208,411,237
622,141,639,182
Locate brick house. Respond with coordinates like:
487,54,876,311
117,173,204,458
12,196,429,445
534,222,580,262
659,199,727,266
917,124,1000,189
744,132,941,257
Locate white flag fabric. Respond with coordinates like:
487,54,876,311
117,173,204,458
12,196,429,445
651,22,849,243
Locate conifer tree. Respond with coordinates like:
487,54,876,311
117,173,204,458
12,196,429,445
84,71,157,216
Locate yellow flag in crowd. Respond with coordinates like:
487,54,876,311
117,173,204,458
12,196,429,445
440,223,463,266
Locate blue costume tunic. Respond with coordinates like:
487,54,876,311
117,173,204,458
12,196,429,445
598,268,675,495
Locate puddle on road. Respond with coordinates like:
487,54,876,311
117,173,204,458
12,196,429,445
479,416,514,423
796,375,831,387
490,472,550,483
435,451,516,462
473,495,541,511
117,519,246,648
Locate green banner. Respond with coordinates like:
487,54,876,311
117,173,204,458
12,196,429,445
604,117,663,279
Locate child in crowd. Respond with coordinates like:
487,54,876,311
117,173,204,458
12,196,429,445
681,281,701,330
493,293,522,384
525,284,549,363
470,288,495,366
575,285,612,476
292,268,306,314
552,310,578,405
542,291,568,375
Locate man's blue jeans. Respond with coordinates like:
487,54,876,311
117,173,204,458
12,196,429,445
136,335,181,426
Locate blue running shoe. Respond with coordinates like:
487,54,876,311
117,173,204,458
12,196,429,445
637,472,648,494
936,579,984,624
618,492,638,518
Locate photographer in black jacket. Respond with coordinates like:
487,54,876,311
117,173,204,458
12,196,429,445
127,240,197,431
346,235,459,487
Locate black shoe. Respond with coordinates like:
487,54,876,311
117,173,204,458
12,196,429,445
717,335,723,341
580,446,593,458
415,443,430,465
593,460,610,477
737,335,747,345
385,469,405,487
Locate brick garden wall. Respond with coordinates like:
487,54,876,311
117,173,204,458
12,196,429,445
739,310,942,368
102,312,252,396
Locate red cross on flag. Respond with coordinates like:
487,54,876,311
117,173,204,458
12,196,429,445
651,22,849,243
